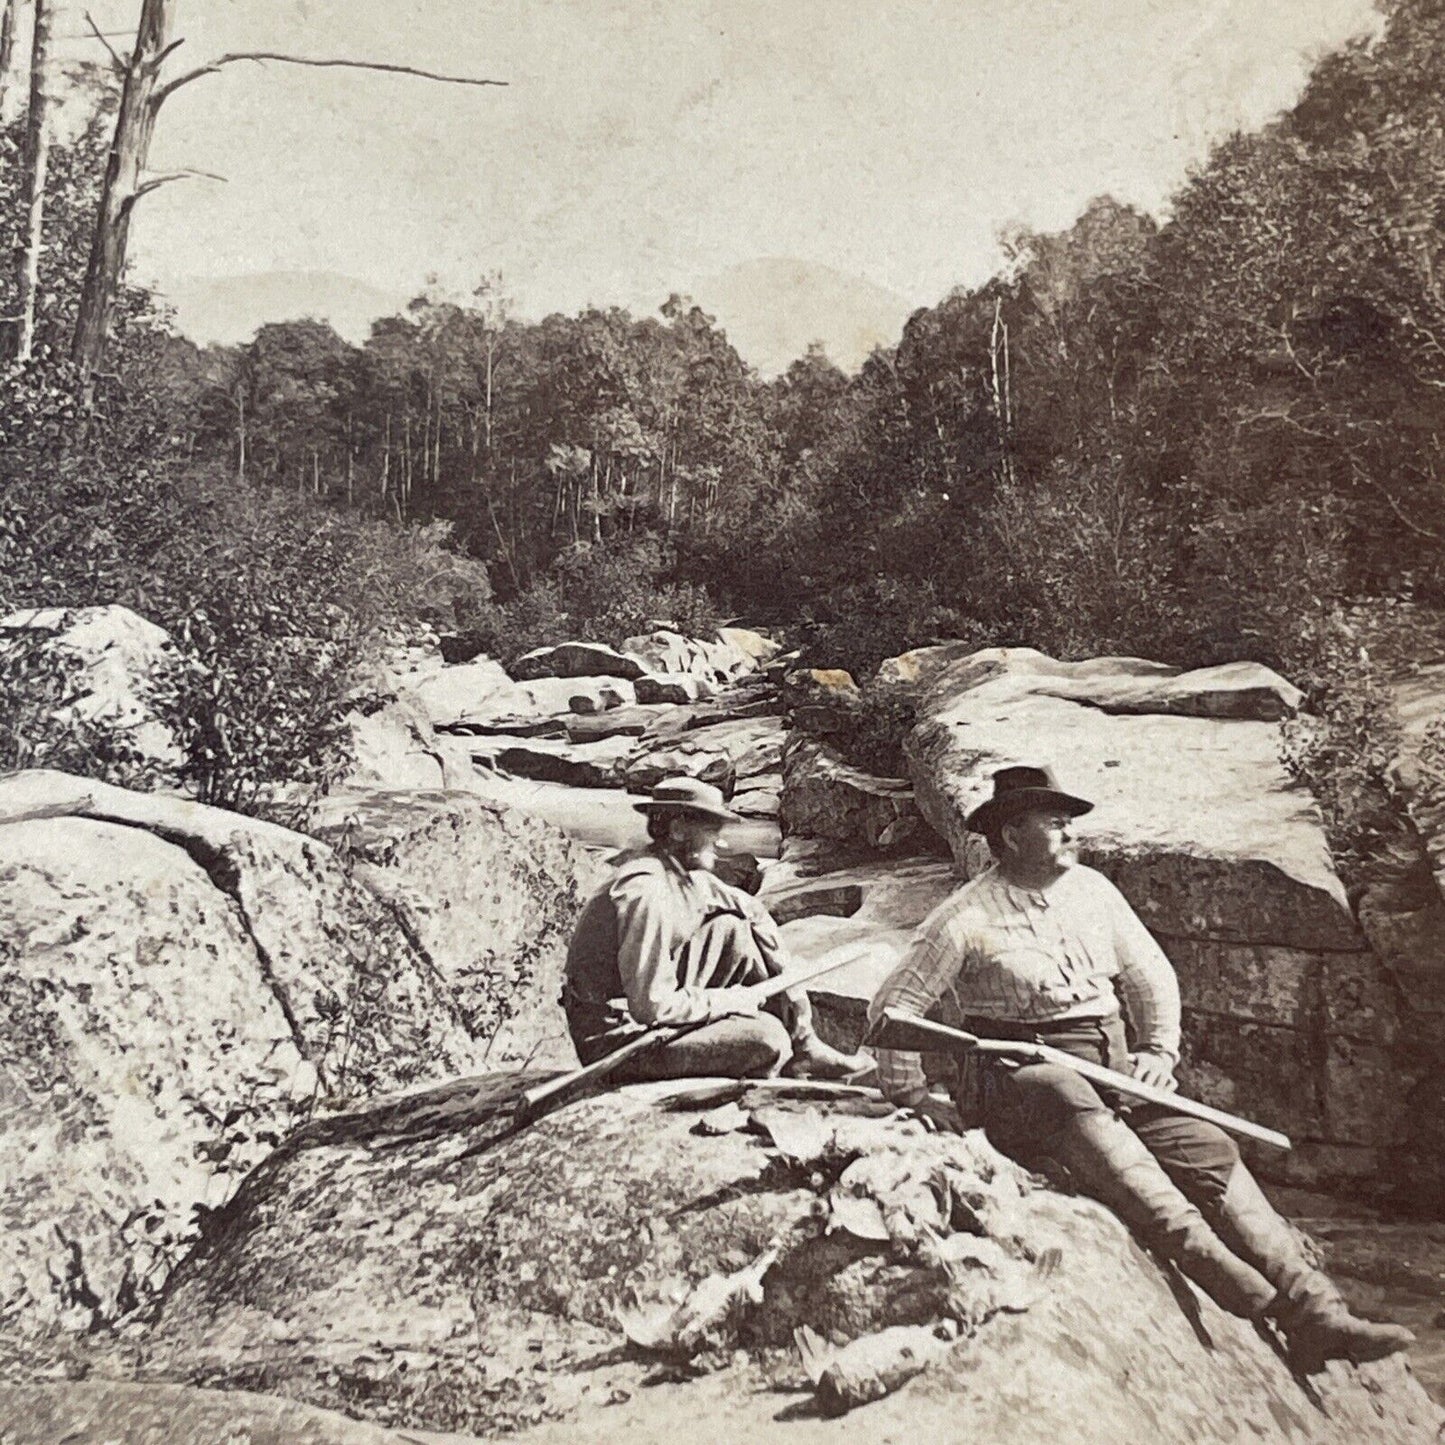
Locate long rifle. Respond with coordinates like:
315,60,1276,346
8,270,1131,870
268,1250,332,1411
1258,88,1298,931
872,1008,1291,1152
515,948,877,1124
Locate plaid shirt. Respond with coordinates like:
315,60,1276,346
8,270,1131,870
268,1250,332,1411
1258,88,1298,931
867,863,1181,1105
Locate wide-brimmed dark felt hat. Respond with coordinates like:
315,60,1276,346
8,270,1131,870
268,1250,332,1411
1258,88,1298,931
965,764,1094,835
633,776,741,825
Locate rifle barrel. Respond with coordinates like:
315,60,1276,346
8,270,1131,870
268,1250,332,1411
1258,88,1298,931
878,1008,1291,1152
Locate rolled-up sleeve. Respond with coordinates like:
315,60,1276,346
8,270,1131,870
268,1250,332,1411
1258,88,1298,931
1100,877,1181,1062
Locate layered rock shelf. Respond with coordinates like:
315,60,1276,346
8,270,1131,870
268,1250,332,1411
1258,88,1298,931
904,646,1443,1201
3,621,1442,1439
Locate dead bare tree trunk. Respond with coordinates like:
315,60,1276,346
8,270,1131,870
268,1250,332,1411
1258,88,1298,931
14,0,53,363
71,3,503,378
235,384,247,479
0,0,21,110
990,296,1015,488
71,0,174,378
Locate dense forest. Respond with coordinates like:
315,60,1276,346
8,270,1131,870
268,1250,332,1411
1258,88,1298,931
3,0,1444,832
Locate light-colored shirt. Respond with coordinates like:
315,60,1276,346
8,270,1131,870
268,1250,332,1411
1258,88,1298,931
867,862,1181,1105
564,846,785,1026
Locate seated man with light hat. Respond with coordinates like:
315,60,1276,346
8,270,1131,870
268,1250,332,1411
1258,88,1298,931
562,776,870,1082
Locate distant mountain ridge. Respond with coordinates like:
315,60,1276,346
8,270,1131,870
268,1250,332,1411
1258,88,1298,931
685,257,914,375
156,271,412,347
158,258,916,374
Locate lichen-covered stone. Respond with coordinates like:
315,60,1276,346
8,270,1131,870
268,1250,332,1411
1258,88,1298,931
133,1079,1441,1444
0,1381,419,1445
308,789,605,1069
0,771,591,1334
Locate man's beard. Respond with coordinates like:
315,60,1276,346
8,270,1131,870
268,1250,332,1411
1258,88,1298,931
681,840,718,872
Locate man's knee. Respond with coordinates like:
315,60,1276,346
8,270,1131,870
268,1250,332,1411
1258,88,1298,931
701,912,754,949
691,913,768,983
1135,1112,1240,1206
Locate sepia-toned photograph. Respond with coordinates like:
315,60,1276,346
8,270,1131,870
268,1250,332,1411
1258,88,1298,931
0,2,1441,1441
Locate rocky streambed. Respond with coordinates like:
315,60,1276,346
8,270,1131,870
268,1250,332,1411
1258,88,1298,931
361,625,1445,1405
1,613,1443,1439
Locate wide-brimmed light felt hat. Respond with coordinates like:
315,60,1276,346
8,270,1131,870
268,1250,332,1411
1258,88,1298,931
633,776,741,825
965,764,1094,835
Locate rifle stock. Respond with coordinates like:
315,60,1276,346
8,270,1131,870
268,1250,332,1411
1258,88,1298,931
874,1007,1291,1152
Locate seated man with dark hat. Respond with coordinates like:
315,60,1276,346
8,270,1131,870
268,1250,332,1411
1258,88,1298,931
562,776,870,1082
867,764,1413,1372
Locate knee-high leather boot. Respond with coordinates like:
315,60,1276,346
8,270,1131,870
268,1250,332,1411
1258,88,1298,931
1043,1108,1276,1320
1209,1163,1414,1370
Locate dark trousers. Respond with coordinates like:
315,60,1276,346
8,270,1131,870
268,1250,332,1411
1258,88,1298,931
975,1017,1239,1211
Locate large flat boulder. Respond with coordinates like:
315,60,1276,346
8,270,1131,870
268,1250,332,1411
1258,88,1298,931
623,628,763,685
310,790,605,1070
0,771,589,1334
901,646,1422,1195
407,656,523,729
129,1078,1440,1444
908,648,1351,947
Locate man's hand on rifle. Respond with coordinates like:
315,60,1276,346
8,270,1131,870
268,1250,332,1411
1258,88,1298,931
712,982,770,1018
1130,1051,1178,1092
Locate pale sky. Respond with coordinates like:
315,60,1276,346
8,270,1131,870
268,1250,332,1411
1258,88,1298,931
61,0,1380,361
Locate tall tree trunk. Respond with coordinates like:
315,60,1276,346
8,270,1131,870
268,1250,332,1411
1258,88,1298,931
71,0,174,378
484,338,495,458
0,0,21,110
381,412,392,505
990,297,1015,487
14,0,53,364
235,385,247,479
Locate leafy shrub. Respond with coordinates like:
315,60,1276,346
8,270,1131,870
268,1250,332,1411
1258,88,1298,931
830,678,920,778
1279,615,1404,888
461,535,720,663
551,534,719,644
146,615,358,824
795,575,980,681
0,632,160,787
0,444,495,817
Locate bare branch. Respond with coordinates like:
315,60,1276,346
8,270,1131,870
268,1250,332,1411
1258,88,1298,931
1349,458,1444,542
155,50,506,108
83,11,125,72
123,167,226,208
149,36,185,72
